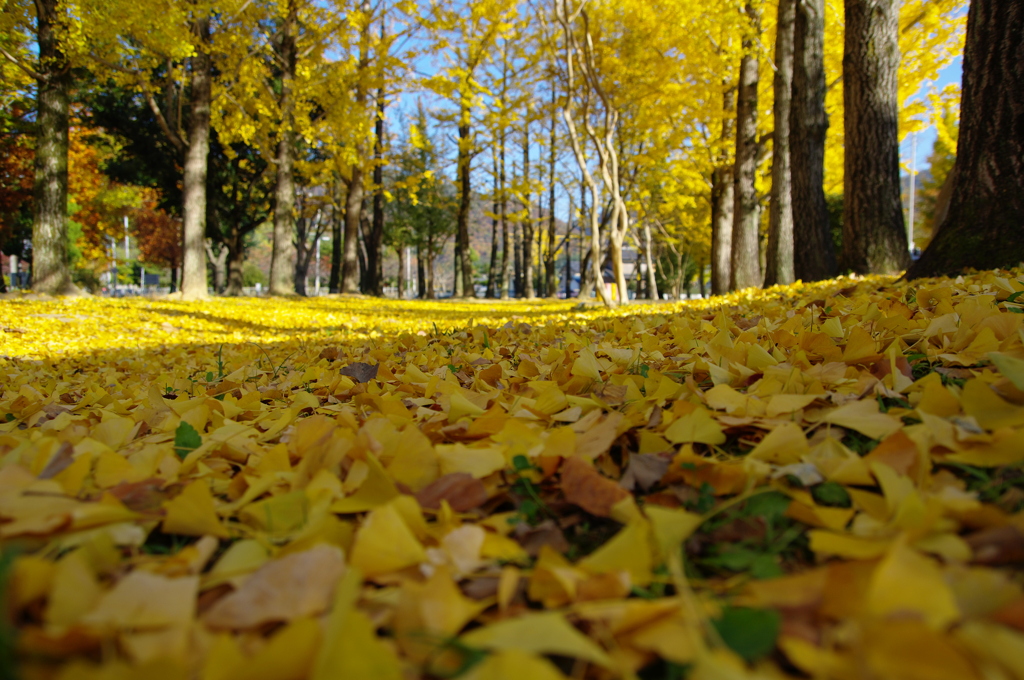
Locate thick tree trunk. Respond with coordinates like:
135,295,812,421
791,0,837,282
31,0,75,295
522,120,535,298
268,5,297,296
455,107,475,297
731,7,762,292
843,0,909,274
513,221,523,296
710,89,735,296
765,0,796,287
906,0,1024,279
340,166,364,293
180,21,212,300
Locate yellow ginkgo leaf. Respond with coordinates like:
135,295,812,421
162,480,229,539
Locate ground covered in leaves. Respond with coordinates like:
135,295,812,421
2,272,1024,680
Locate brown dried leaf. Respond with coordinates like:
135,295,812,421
415,472,488,512
560,455,630,517
619,453,671,491
203,544,346,629
339,361,378,383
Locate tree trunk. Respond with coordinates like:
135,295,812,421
522,119,535,298
397,244,406,299
731,6,762,291
513,221,523,296
842,0,909,274
417,245,426,298
791,0,838,282
225,228,245,296
499,133,511,299
340,166,364,293
205,241,227,293
180,20,212,300
425,245,435,299
268,4,297,296
906,0,1024,279
486,148,500,297
30,0,75,295
329,187,343,293
711,89,735,296
455,103,475,298
367,85,386,296
546,88,558,297
765,0,796,287
564,211,573,298
642,220,659,299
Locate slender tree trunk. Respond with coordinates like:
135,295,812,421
766,0,796,287
397,244,406,299
564,207,573,298
425,245,435,299
711,88,735,295
522,117,535,298
268,4,297,296
225,229,245,296
906,0,1024,279
843,0,909,274
31,0,75,295
329,193,343,293
642,220,659,299
486,148,500,297
455,99,475,297
367,83,386,295
499,133,511,299
340,166,364,293
514,221,523,296
791,0,837,282
417,246,426,298
731,5,762,291
546,89,558,297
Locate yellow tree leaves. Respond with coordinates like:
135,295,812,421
3,269,1024,678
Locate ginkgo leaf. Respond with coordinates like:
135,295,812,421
162,480,229,539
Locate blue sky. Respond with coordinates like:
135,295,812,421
901,56,962,174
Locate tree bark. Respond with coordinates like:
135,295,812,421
180,19,212,300
731,5,762,291
710,88,735,296
329,185,343,293
367,84,386,296
546,88,558,297
268,4,297,296
225,228,245,296
454,101,475,297
842,0,909,274
340,165,364,293
642,219,659,299
31,0,75,295
906,0,1024,279
499,133,511,299
397,244,406,299
486,148,500,297
791,0,837,282
765,0,796,287
522,117,535,298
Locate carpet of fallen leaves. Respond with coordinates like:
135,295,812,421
2,271,1024,680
